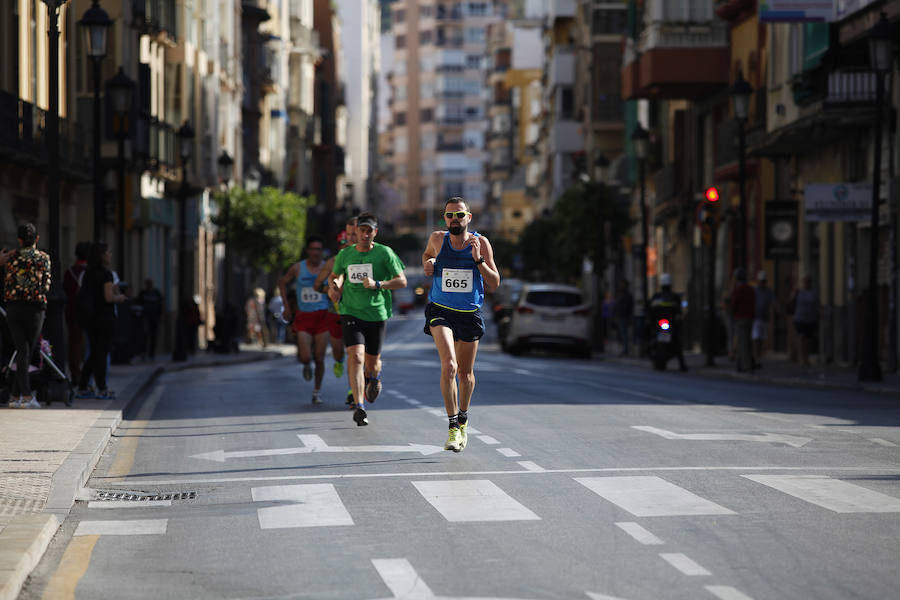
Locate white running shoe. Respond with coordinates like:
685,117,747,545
312,390,322,405
21,398,41,409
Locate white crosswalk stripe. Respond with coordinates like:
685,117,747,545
412,479,541,522
575,476,735,517
74,519,168,536
251,484,354,528
742,474,900,513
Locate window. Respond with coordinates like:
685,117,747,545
467,2,488,16
420,30,433,44
464,28,485,43
420,108,434,122
396,35,406,49
591,8,626,35
560,87,574,119
394,9,405,23
466,54,482,69
395,111,406,126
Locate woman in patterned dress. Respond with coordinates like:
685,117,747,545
0,223,51,408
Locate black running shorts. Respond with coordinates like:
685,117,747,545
424,302,485,343
340,315,386,355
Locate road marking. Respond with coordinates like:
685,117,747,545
107,386,165,478
423,407,446,417
190,433,443,461
742,474,900,512
41,535,98,600
413,480,541,522
518,461,544,472
870,437,897,447
372,558,435,598
513,369,530,375
659,553,711,576
633,425,811,448
478,435,500,445
705,585,755,600
585,593,633,600
467,426,481,434
87,500,172,509
105,466,900,486
615,522,664,545
251,484,353,528
576,476,734,517
74,519,168,536
497,448,521,457
405,399,422,406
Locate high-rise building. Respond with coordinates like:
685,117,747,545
386,0,501,237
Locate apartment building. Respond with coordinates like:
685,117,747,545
387,0,500,236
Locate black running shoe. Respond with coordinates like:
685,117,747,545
365,377,381,403
353,407,368,426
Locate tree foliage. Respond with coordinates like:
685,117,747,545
211,186,312,273
516,182,632,282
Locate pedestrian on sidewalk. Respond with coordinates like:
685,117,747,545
613,279,633,356
0,223,50,408
788,274,818,367
77,241,127,399
138,278,163,359
752,270,775,366
730,268,756,372
63,241,90,381
245,288,267,347
328,212,407,426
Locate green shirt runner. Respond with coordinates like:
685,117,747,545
332,243,406,322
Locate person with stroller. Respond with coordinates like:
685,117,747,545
76,241,126,399
0,223,51,409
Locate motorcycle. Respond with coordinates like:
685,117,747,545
649,317,676,371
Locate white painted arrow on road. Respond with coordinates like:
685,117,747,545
191,434,444,462
633,425,811,448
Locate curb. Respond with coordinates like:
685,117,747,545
0,351,283,600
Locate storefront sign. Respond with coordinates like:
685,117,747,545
765,200,798,259
804,183,871,222
760,1,834,22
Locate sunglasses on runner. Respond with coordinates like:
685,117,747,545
444,211,470,219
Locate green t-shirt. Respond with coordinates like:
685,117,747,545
333,243,406,321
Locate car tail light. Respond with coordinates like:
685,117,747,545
573,307,591,316
517,306,535,314
658,319,670,330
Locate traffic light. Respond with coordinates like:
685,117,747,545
704,186,720,203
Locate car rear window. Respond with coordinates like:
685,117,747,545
525,291,582,307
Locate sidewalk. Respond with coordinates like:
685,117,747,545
0,344,293,600
602,348,900,395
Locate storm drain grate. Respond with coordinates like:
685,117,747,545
94,490,196,502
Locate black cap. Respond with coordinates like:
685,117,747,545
357,215,378,229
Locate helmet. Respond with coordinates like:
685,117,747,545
660,273,672,286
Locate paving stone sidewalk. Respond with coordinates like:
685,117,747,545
0,345,292,600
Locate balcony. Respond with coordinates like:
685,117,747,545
550,120,583,154
622,21,729,100
548,0,577,22
825,70,877,105
548,49,575,88
0,91,91,181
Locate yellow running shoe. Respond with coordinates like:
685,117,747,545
333,361,344,378
458,422,468,450
444,427,461,452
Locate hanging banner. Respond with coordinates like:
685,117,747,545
804,183,871,222
759,1,834,22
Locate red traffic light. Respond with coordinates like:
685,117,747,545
705,187,720,202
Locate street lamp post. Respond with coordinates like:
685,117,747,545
108,67,135,279
217,150,234,312
41,0,69,376
632,124,650,354
78,0,112,241
172,121,195,362
859,13,894,382
731,71,753,274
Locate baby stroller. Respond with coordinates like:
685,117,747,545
0,306,73,406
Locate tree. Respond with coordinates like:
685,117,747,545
211,186,312,274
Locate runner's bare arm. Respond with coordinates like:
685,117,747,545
278,263,300,319
363,270,407,291
314,257,335,292
470,235,500,293
422,231,443,277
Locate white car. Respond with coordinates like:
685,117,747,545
503,283,592,358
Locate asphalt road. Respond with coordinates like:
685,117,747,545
19,314,900,600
